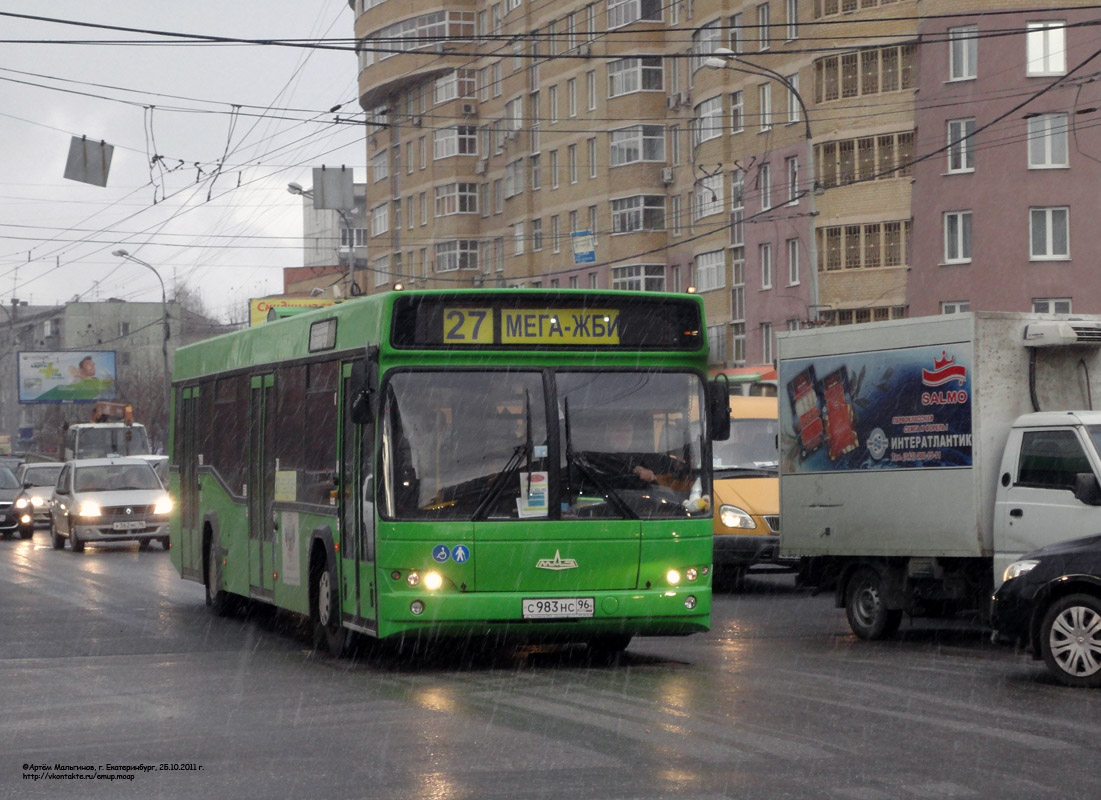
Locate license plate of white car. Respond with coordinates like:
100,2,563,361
112,520,145,530
522,597,595,619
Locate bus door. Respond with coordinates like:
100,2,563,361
340,364,377,632
248,373,276,600
176,385,200,579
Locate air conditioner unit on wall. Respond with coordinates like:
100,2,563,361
661,167,674,184
461,103,477,116
474,159,488,174
412,116,422,127
667,95,678,110
577,43,591,56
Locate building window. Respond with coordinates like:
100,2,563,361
819,220,912,271
785,74,800,123
942,301,970,314
787,238,799,285
692,96,723,145
611,195,665,232
532,218,543,250
1030,207,1069,259
607,0,662,31
608,57,664,97
530,154,542,189
433,126,477,159
371,203,389,236
944,211,972,263
947,118,975,173
691,20,722,73
588,138,597,178
374,255,390,287
435,240,478,272
1028,113,1069,168
761,322,773,364
568,78,577,117
759,163,771,209
1033,297,1071,314
815,45,917,102
513,221,525,255
695,173,723,220
786,0,799,40
549,85,558,123
550,150,559,188
610,125,666,166
587,70,597,110
757,4,770,50
505,159,525,198
434,69,477,103
568,144,578,183
707,323,726,364
785,157,799,205
760,242,772,289
494,179,504,213
730,91,744,134
948,25,978,81
758,83,772,131
671,195,682,236
1027,22,1066,76
434,183,478,216
611,264,665,291
816,131,914,187
695,249,725,292
551,215,560,252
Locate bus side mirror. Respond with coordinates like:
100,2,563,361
349,357,379,425
708,382,731,441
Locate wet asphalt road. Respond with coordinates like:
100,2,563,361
1,530,1098,800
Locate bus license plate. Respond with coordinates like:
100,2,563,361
522,597,595,619
112,520,145,530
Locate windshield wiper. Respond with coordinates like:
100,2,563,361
563,398,635,519
473,390,533,520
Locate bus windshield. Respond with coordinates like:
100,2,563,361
381,370,707,521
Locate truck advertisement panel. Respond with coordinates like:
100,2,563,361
17,351,117,404
779,342,973,474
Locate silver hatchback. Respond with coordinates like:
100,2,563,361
48,458,172,552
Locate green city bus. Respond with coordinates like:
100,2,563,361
169,289,729,655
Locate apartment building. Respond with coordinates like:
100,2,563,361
350,0,1098,367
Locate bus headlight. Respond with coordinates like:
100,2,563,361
719,504,756,530
410,600,425,615
666,569,681,586
423,571,443,591
684,595,697,610
407,571,420,586
686,567,698,582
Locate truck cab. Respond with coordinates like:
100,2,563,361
63,422,152,461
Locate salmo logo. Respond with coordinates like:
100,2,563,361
921,351,967,388
535,550,578,570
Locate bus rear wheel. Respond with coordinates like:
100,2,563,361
205,541,234,616
312,557,348,657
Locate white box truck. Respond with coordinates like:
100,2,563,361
778,312,1101,639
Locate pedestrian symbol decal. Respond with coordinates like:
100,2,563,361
451,545,470,563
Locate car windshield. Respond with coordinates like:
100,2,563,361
713,417,779,474
23,465,63,487
0,466,18,490
77,427,151,458
380,369,707,521
74,463,161,492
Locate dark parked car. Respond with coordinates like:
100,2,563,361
0,465,35,539
992,534,1101,688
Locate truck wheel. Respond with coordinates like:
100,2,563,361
205,541,235,616
846,567,902,640
1039,594,1101,688
311,555,348,657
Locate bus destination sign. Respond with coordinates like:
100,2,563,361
443,307,620,346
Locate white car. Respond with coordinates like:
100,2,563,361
48,458,172,552
16,462,64,526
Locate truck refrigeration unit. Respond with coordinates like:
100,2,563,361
777,312,1101,639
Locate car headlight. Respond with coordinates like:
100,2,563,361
1003,559,1039,583
153,496,173,515
77,500,101,518
15,497,30,510
30,495,45,507
719,504,756,530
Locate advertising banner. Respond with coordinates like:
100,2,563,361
779,342,973,474
249,296,335,327
17,351,117,404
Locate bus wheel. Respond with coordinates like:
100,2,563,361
205,541,234,616
312,559,347,657
586,634,633,660
845,566,901,640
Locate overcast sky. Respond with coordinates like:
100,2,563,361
0,1,363,322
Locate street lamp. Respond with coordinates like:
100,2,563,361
704,48,820,324
110,249,171,424
288,182,361,297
